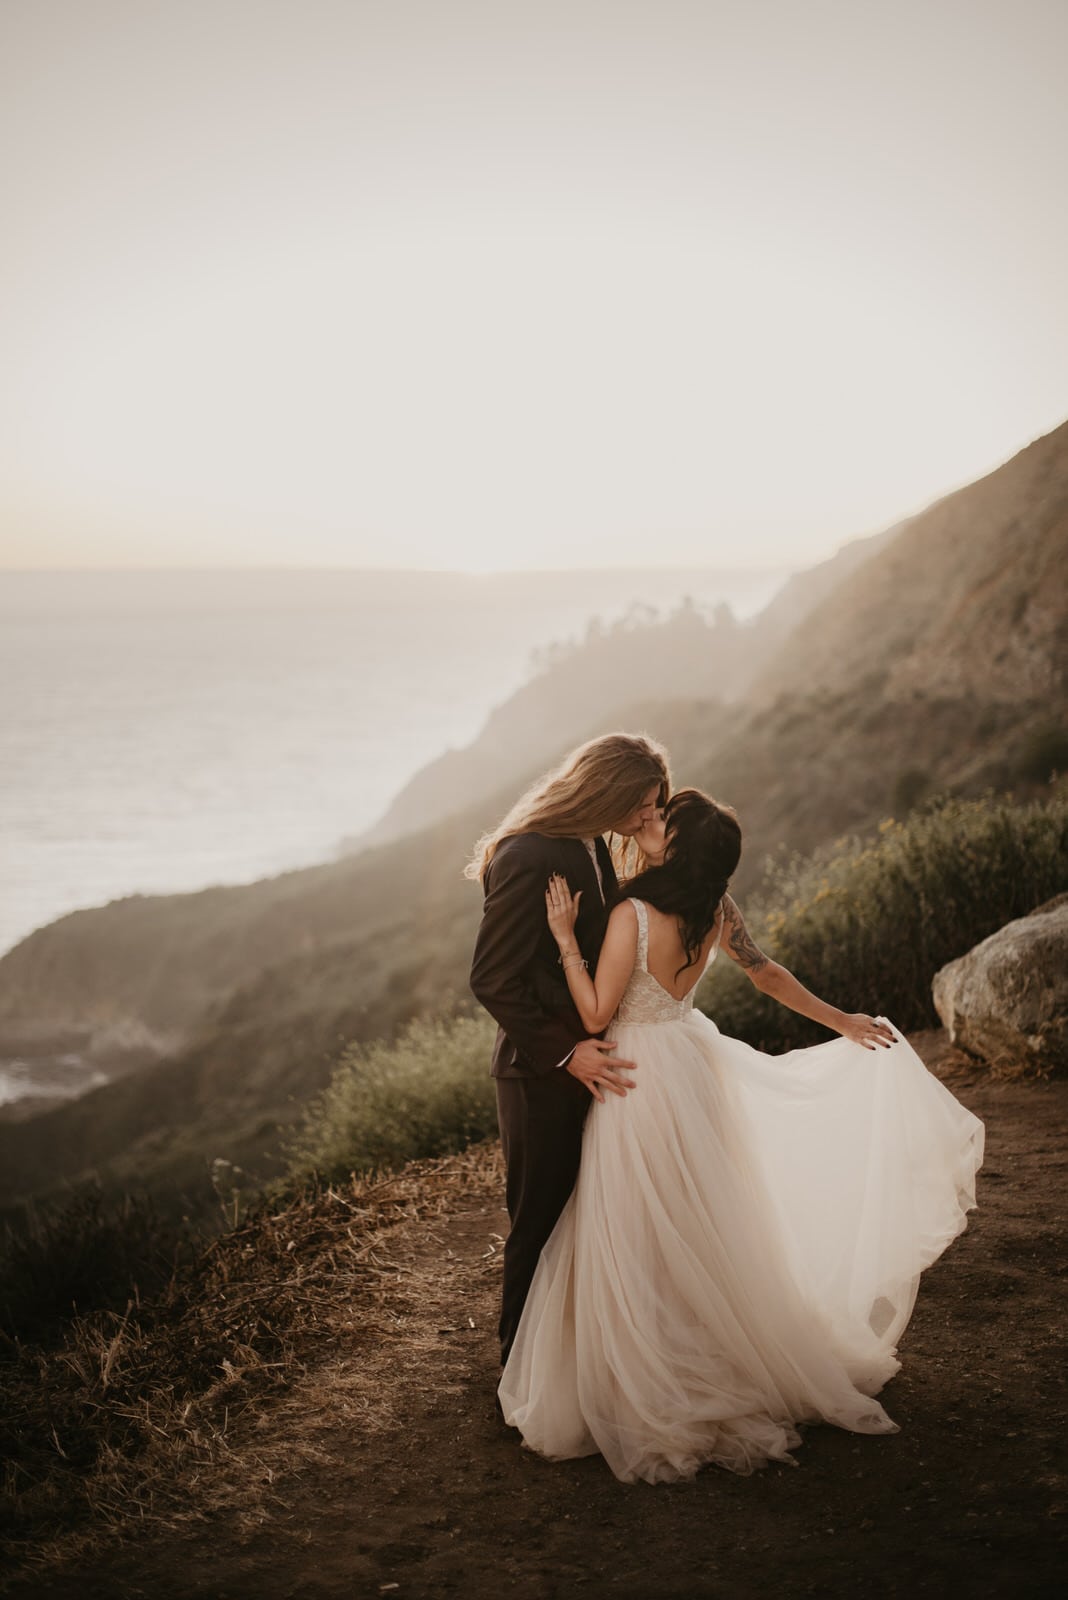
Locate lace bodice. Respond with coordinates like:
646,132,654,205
614,899,720,1026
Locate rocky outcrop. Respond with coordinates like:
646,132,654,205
932,896,1068,1076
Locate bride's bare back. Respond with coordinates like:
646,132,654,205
641,899,724,1001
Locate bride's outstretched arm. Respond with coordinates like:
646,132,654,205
546,875,638,1032
720,895,895,1051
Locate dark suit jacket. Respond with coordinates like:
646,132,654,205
469,831,618,1078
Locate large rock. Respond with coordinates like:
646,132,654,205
932,896,1068,1076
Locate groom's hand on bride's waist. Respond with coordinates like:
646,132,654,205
566,1038,638,1103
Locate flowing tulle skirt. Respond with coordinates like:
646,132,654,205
498,1014,984,1484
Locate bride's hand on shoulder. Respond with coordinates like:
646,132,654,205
838,1013,896,1051
546,873,582,947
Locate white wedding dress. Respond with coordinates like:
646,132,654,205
498,899,985,1484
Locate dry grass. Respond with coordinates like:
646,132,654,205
0,1140,505,1585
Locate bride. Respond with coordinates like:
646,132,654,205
498,788,985,1484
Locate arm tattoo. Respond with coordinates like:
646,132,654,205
723,897,769,973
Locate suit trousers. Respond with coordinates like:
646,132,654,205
495,1066,591,1364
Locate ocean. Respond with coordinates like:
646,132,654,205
0,565,783,1108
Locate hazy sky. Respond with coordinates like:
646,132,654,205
2,0,1066,572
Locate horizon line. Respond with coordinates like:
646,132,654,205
0,561,795,578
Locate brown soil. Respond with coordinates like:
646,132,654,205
5,1033,1065,1600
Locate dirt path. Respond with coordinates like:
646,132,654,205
8,1035,1066,1600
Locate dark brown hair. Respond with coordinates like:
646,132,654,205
620,788,741,975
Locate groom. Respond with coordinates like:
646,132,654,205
468,732,669,1364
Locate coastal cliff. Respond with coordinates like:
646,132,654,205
0,420,1065,1209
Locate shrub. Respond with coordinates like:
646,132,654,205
285,1011,498,1185
892,766,932,815
701,787,1068,1052
0,1187,197,1346
1017,725,1068,784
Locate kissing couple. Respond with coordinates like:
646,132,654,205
467,732,984,1484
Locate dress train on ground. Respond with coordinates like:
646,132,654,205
499,903,984,1484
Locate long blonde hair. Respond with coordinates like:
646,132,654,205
464,732,670,882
